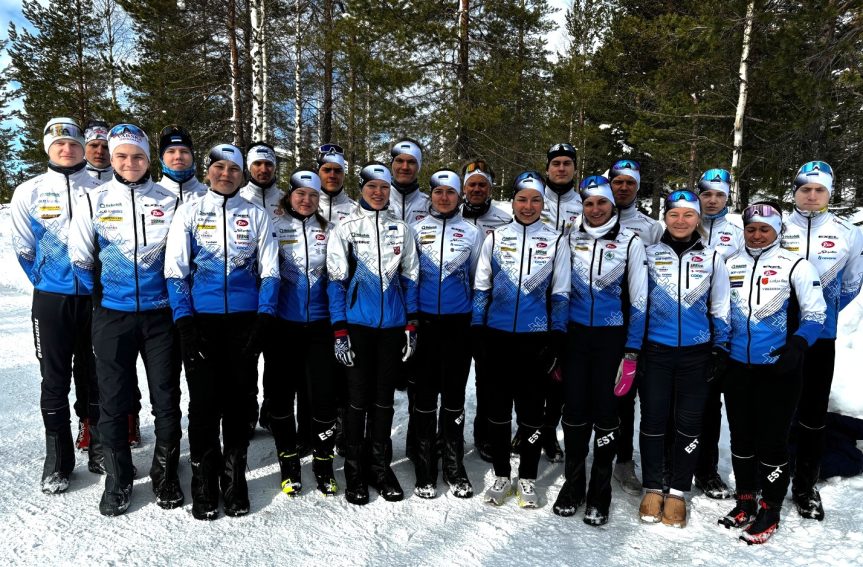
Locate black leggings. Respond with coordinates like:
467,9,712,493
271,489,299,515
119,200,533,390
725,359,802,506
639,342,711,492
414,314,472,414
793,338,836,493
484,329,548,479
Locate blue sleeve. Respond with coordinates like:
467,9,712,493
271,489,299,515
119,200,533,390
167,277,194,321
550,293,568,332
472,288,491,327
625,237,648,351
258,276,279,316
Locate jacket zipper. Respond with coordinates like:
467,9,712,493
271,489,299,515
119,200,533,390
527,248,533,274
676,251,682,347
746,255,760,365
66,174,79,295
130,189,140,311
805,216,811,260
707,219,714,245
588,239,597,325
376,210,384,327
686,261,690,288
140,214,148,246
302,218,311,323
512,224,527,332
437,218,446,314
222,195,229,314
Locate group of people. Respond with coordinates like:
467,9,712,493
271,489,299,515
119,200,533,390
12,117,863,546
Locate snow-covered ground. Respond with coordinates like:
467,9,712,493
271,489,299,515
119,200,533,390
0,206,861,566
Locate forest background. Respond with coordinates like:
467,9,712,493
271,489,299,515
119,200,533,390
0,0,860,216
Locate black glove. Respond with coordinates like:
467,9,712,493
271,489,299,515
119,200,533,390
176,316,206,373
708,348,729,383
769,335,808,375
242,313,275,359
539,331,566,375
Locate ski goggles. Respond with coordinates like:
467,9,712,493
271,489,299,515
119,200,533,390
463,159,494,184
512,170,545,197
743,203,783,233
609,159,641,188
108,124,150,159
697,168,731,195
317,143,346,168
664,189,700,214
44,122,83,140
579,175,614,204
794,160,833,194
548,142,576,155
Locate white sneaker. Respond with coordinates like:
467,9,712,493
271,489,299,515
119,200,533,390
516,478,539,509
613,460,642,495
485,476,513,506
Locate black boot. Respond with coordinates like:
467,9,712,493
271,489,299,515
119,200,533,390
87,423,106,475
191,448,221,520
369,441,403,501
405,385,417,462
792,429,825,521
99,446,133,516
150,441,184,509
277,452,302,496
553,422,590,517
311,418,337,495
441,408,472,498
334,407,346,457
584,426,617,526
344,444,369,505
412,409,438,498
41,428,75,494
221,448,250,517
542,425,564,463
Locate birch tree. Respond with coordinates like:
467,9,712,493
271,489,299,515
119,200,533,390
730,0,755,211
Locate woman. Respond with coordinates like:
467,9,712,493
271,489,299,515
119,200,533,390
411,169,481,499
164,144,280,520
326,161,420,505
721,201,826,544
553,176,647,525
269,168,339,497
638,189,730,528
472,170,570,508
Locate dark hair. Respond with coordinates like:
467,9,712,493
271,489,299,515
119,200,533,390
279,193,328,231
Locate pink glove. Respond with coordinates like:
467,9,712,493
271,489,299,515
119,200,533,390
614,357,637,397
550,366,562,383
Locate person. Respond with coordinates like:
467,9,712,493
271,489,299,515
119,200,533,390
238,142,295,441
164,143,279,519
388,138,429,224
638,189,730,528
11,117,103,493
606,159,662,496
780,161,863,520
317,143,357,225
83,119,112,182
720,201,826,544
157,125,208,204
268,168,340,496
472,171,570,508
540,142,582,234
459,159,511,462
69,124,184,516
410,169,481,499
327,161,420,505
693,167,744,500
553,176,647,525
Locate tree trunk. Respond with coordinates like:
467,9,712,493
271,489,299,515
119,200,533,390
262,0,269,138
293,0,302,167
455,0,470,159
731,0,755,212
250,0,264,141
321,0,334,143
227,0,245,147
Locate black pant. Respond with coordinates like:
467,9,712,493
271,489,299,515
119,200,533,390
639,342,711,492
414,314,472,414
32,291,99,431
268,319,338,455
186,312,257,458
472,339,491,446
615,371,640,463
484,329,548,479
92,306,181,450
562,324,624,431
725,360,802,507
793,338,835,493
344,326,404,448
696,369,726,478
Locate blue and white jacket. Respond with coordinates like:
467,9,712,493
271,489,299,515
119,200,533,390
273,211,330,323
462,201,512,238
645,233,730,348
239,181,284,221
568,219,648,350
618,203,663,246
11,163,102,295
781,209,863,339
327,204,420,329
390,185,430,224
703,212,743,259
85,164,113,183
319,189,357,226
159,175,208,205
541,186,583,235
412,209,482,316
472,219,570,333
726,242,826,365
69,174,178,311
163,188,279,320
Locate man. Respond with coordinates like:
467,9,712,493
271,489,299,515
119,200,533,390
606,159,662,496
317,143,356,225
541,142,582,234
693,167,744,500
389,138,429,224
69,124,184,516
83,120,112,182
781,161,863,520
157,125,208,204
11,117,103,494
459,159,510,462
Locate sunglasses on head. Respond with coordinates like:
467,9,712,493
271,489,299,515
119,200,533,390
798,160,833,177
666,190,699,204
44,123,82,138
611,159,640,171
743,203,781,221
548,143,575,154
109,124,146,138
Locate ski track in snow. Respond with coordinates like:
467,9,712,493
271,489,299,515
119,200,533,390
0,207,861,566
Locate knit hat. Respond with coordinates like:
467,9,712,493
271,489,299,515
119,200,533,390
608,159,641,190
84,120,109,145
157,125,193,160
390,138,423,170
205,143,244,171
511,170,545,199
546,142,576,167
697,168,731,195
579,175,615,205
289,169,322,193
247,141,277,166
108,124,151,160
43,117,85,154
430,169,462,196
359,161,392,188
793,161,834,196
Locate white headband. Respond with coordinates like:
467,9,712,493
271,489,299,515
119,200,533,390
290,169,322,192
391,140,423,170
108,125,151,160
320,152,346,169
430,170,462,196
579,176,615,205
247,144,276,166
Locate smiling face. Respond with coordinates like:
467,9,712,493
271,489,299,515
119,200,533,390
582,195,614,227
361,179,391,210
513,190,543,224
794,183,830,211
699,189,728,216
744,222,778,249
110,144,149,182
391,155,419,185
290,187,320,216
48,140,84,167
610,175,638,207
207,160,244,194
464,176,492,206
665,208,700,241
